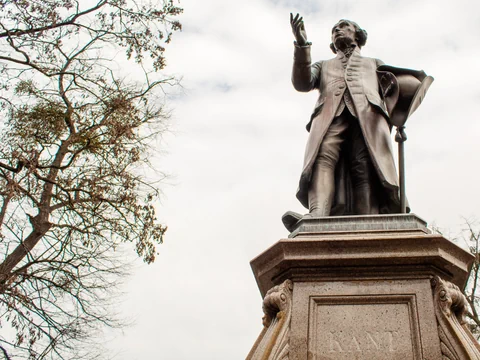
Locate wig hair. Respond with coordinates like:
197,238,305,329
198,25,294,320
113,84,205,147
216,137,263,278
329,19,368,54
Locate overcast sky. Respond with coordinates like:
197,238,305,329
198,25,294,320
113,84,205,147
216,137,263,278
107,0,480,358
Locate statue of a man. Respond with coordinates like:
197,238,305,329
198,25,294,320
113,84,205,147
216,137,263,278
287,15,430,221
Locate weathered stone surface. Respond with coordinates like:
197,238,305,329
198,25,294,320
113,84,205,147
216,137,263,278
247,215,479,360
290,279,441,359
251,231,472,298
313,303,413,358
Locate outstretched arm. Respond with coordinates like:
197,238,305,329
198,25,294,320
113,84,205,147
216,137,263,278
290,13,320,92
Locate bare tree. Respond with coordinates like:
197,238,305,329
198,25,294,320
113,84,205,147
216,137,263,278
462,222,480,338
0,0,182,358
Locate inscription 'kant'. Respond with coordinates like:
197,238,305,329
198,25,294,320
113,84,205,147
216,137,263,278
327,330,399,353
311,300,416,359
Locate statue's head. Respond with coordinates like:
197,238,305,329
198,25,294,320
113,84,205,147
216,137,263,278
330,19,367,54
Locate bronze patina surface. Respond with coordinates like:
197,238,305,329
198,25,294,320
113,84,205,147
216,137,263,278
285,16,432,229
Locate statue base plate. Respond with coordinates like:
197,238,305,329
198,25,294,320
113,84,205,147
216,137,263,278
289,213,428,238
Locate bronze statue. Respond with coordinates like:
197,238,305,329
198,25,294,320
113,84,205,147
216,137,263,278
283,15,433,231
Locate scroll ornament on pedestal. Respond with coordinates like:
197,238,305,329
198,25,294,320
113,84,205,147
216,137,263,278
432,276,480,360
246,280,293,360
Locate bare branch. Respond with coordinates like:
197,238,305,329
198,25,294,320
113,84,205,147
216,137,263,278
0,1,108,38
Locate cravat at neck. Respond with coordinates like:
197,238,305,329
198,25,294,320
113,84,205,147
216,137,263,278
341,45,356,58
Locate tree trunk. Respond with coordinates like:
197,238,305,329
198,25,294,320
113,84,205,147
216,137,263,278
0,214,51,288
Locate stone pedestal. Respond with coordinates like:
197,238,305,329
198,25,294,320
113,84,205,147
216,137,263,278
246,214,480,360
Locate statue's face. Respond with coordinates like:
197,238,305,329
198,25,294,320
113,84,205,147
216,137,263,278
331,20,357,50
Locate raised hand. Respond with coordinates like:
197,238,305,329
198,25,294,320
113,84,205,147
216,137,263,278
290,13,308,46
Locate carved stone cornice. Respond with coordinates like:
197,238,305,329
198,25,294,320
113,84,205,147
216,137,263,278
251,230,473,297
246,280,293,360
432,276,480,360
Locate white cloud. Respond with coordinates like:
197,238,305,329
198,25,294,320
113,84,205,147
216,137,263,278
107,0,480,358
